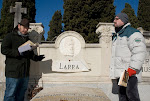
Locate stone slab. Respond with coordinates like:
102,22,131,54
31,86,110,101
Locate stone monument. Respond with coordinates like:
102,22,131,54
52,31,90,72
27,30,112,101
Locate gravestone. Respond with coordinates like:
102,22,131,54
10,2,27,28
28,30,112,100
52,31,90,72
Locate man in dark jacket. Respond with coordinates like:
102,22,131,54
1,18,45,101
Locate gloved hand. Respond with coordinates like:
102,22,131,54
20,51,29,57
127,68,136,77
35,55,45,61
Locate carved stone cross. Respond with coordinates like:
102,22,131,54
10,2,27,28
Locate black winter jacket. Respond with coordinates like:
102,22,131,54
1,30,38,78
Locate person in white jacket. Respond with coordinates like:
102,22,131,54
110,13,147,101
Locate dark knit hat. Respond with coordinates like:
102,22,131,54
116,13,129,24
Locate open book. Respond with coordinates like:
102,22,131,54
18,40,39,53
118,70,129,87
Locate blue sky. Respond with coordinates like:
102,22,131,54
0,0,139,40
114,0,139,15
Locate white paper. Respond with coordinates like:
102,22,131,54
18,44,32,53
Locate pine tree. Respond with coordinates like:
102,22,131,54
121,3,138,28
137,0,150,31
21,0,36,23
0,0,15,39
0,0,36,39
47,10,62,41
63,0,115,43
41,35,45,41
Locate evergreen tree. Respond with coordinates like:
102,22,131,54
0,0,36,39
47,10,62,41
21,0,36,23
137,0,150,31
0,0,15,39
63,0,115,43
41,35,45,41
121,3,138,28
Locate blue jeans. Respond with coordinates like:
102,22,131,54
4,77,29,101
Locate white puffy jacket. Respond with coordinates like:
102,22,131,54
110,23,147,82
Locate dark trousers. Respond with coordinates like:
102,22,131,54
119,76,140,101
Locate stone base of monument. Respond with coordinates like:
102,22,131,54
31,86,110,101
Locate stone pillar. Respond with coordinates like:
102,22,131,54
96,23,114,45
96,22,115,76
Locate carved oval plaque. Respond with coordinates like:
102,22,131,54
59,36,81,57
